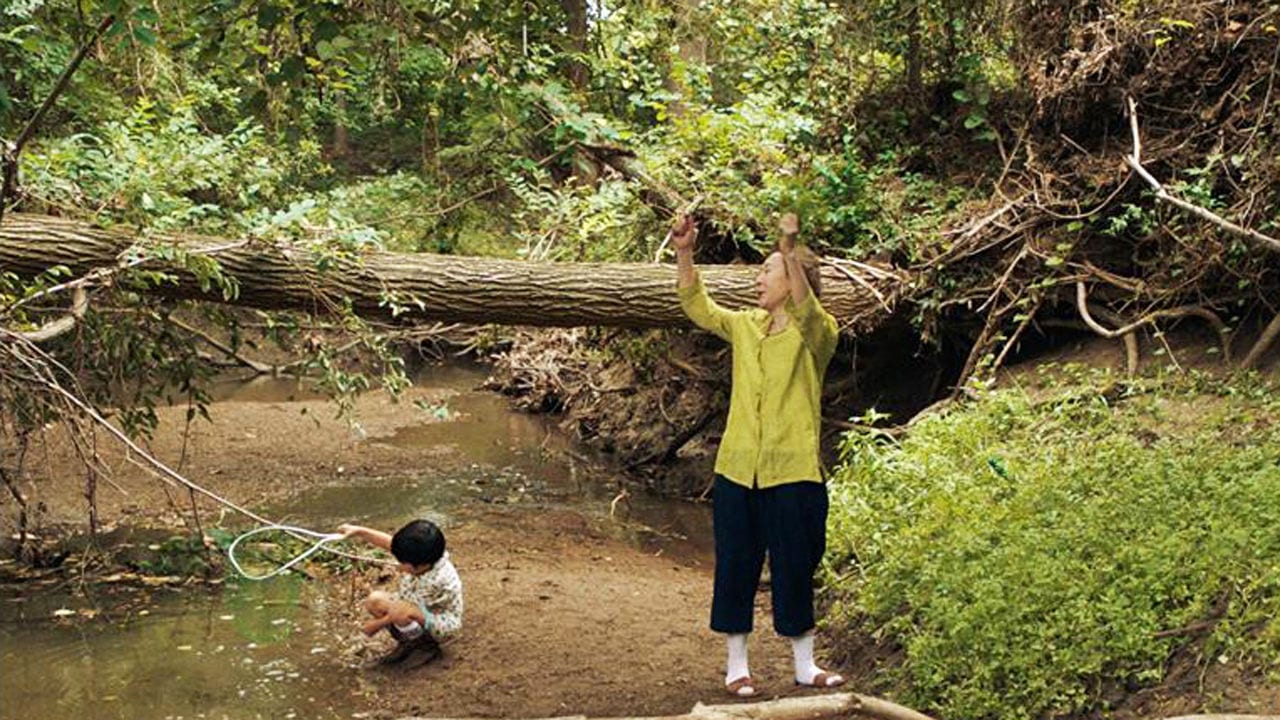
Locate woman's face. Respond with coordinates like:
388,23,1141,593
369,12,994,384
756,252,790,311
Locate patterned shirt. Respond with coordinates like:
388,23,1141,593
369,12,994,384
397,552,463,639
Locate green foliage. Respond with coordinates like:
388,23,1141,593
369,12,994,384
825,369,1280,719
63,301,213,438
130,532,214,576
0,0,122,134
507,171,660,262
22,92,324,233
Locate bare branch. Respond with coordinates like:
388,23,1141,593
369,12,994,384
403,691,939,720
1075,282,1232,361
165,316,274,374
1124,97,1280,255
990,296,1043,372
1089,303,1141,376
652,195,703,262
0,331,390,566
824,259,894,314
14,286,88,343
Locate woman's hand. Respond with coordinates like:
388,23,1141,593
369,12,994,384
671,214,698,253
778,213,799,253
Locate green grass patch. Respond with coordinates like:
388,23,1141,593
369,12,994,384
824,368,1280,719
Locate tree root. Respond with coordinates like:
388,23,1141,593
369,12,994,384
1125,97,1280,255
1240,311,1280,369
1075,282,1232,365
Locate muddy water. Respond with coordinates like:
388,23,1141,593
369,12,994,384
0,363,711,720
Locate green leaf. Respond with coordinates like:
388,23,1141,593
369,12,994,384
963,114,985,129
132,26,157,46
256,5,283,29
952,88,972,103
279,56,306,80
314,19,341,42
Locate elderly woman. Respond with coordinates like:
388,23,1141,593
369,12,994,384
672,213,845,698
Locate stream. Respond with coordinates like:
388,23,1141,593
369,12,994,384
0,363,712,720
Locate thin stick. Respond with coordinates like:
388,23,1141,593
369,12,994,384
0,331,389,566
652,195,704,262
823,260,893,313
990,297,1042,372
826,257,905,281
166,315,273,373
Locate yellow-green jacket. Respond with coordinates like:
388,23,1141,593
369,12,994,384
678,273,838,488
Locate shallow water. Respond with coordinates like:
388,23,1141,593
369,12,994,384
1,576,348,719
0,363,711,720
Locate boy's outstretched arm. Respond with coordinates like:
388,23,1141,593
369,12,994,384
338,523,393,551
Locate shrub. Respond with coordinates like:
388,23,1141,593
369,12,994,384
825,370,1280,719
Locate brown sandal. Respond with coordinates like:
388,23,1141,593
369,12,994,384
725,675,757,697
797,671,845,688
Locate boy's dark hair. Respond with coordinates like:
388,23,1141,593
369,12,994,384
391,519,446,567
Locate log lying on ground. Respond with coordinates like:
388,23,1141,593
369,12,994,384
400,691,937,720
0,213,905,331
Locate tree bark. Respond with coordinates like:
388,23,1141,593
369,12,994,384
560,0,590,89
0,213,902,331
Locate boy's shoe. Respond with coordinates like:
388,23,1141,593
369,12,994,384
377,640,417,666
398,636,442,671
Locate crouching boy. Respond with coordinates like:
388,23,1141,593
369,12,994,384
338,519,463,668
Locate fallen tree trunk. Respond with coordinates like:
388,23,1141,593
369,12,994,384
0,213,904,331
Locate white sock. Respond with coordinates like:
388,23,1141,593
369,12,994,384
792,631,826,684
725,633,750,684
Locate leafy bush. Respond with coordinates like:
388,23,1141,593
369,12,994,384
22,91,326,233
825,369,1280,719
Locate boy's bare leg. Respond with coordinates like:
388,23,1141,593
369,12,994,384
361,591,418,666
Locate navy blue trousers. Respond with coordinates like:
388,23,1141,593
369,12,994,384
710,475,829,637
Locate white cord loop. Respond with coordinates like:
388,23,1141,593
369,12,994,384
227,525,387,580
